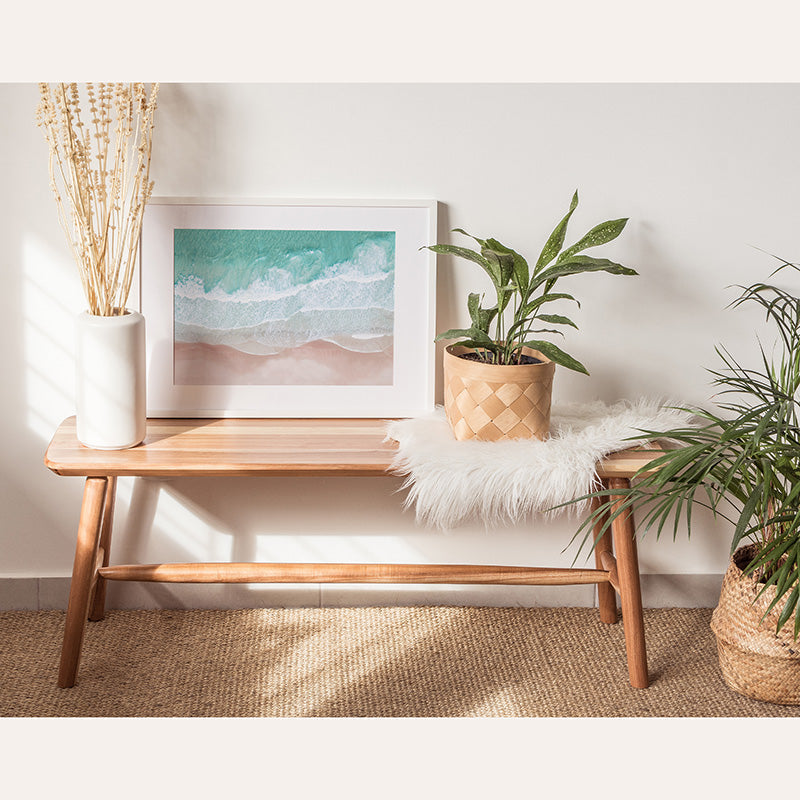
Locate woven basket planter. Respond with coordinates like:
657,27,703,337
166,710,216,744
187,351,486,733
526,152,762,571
443,344,555,442
710,543,800,705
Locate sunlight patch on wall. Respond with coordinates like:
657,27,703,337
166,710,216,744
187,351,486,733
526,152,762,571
23,235,428,579
23,236,83,441
242,533,432,597
251,534,422,564
153,484,233,562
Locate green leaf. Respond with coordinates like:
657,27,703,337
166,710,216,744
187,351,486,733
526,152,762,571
536,313,578,329
425,244,501,288
517,293,581,319
530,328,565,337
729,482,763,554
517,340,589,374
483,248,515,288
777,585,799,634
484,237,510,251
483,238,529,290
466,293,481,329
450,233,516,287
452,228,487,248
456,341,501,355
435,327,496,347
533,254,638,288
467,293,498,333
506,297,580,346
434,327,475,342
558,218,628,262
511,251,530,292
483,239,530,291
534,190,579,274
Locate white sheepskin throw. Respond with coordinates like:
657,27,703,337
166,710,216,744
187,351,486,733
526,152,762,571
386,399,695,529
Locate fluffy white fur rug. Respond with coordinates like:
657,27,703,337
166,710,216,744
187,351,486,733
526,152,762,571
386,400,695,529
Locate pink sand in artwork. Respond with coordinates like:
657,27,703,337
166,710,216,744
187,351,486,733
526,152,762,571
174,340,394,386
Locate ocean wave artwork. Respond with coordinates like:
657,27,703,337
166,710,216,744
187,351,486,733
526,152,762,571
173,228,396,386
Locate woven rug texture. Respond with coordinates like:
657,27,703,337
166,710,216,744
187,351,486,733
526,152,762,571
1,607,799,717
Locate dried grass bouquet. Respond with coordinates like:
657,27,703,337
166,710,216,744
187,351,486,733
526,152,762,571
36,82,159,316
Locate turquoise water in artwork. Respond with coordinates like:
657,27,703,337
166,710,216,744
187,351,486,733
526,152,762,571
173,229,396,355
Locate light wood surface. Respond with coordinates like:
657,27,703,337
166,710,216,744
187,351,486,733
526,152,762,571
98,561,612,586
599,551,619,593
592,488,618,623
58,477,107,688
45,416,663,478
89,546,105,606
608,477,649,689
89,476,116,622
47,417,653,691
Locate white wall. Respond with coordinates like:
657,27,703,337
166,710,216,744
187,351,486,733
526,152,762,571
2,83,798,607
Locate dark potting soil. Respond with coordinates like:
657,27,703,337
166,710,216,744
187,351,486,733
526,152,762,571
458,352,543,365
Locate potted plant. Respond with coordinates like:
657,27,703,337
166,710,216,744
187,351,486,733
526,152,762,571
426,191,637,441
572,261,800,704
36,83,159,449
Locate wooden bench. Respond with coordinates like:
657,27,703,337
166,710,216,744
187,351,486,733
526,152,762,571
45,416,658,690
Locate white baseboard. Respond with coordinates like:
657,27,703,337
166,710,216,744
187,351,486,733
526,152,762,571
0,574,724,611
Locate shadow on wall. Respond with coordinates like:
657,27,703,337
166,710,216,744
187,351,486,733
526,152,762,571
17,217,731,596
104,473,416,609
13,233,89,569
26,218,585,608
19,229,427,595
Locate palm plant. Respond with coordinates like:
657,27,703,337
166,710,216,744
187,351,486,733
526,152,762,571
426,191,637,373
572,259,800,637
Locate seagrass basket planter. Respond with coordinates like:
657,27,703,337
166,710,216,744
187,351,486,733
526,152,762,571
443,344,555,442
710,543,800,705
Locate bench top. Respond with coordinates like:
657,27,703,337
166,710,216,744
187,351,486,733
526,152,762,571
45,416,662,478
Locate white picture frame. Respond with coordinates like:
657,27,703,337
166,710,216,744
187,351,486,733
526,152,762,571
139,197,437,418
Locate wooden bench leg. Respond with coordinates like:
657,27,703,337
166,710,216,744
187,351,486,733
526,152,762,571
592,487,618,624
58,477,108,689
89,476,116,622
608,477,649,689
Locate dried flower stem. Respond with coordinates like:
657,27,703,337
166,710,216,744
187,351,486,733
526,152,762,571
36,82,159,316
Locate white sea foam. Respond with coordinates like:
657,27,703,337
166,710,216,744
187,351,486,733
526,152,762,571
174,241,395,356
175,241,392,303
175,306,395,355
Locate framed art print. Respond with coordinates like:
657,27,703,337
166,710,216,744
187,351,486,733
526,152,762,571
139,198,437,417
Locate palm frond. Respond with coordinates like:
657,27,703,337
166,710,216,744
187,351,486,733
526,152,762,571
563,267,800,638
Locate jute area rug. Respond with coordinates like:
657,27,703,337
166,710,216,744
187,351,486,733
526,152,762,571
2,607,799,717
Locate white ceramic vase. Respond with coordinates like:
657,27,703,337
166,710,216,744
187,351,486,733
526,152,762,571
75,309,146,449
